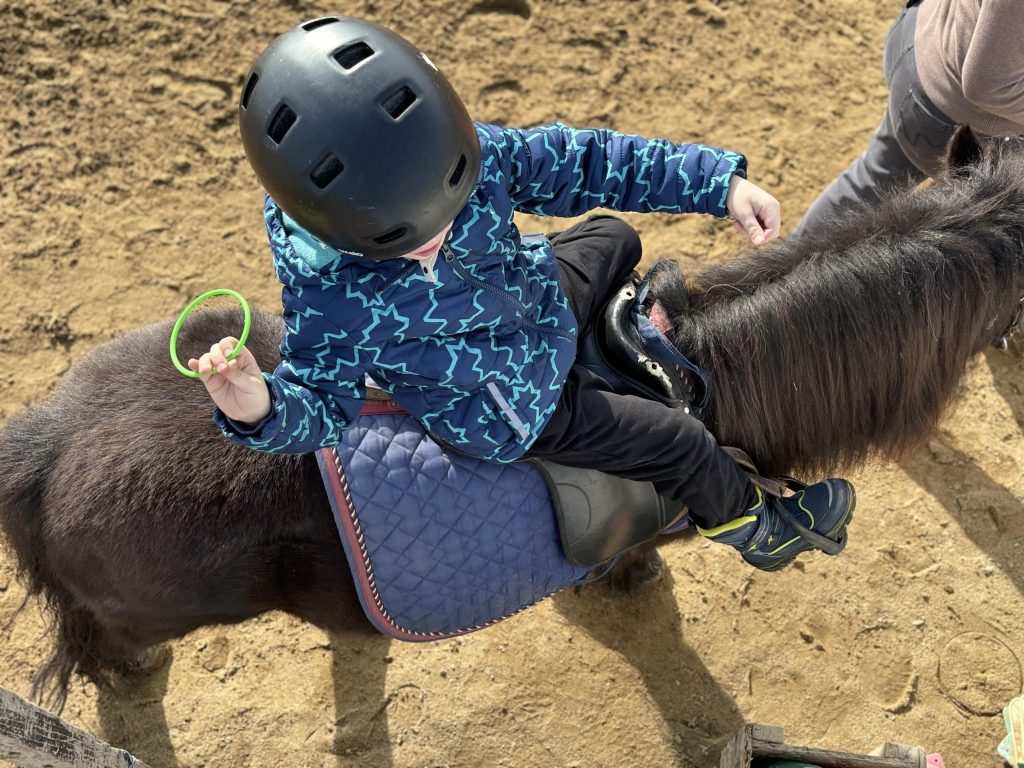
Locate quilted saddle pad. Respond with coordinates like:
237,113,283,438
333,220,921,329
317,401,592,641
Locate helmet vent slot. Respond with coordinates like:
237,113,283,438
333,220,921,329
301,17,339,32
448,155,468,188
381,85,416,120
267,104,297,144
240,73,259,109
310,154,343,189
373,227,407,245
334,42,375,70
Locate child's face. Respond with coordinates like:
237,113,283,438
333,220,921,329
402,222,454,262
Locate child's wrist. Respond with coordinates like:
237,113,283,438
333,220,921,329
239,380,274,428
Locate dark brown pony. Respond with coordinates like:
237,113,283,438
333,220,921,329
2,128,1022,707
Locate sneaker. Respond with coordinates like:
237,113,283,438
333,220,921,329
697,479,855,571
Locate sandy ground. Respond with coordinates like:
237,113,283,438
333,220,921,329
1,0,1023,766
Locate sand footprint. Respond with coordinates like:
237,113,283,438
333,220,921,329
464,0,531,21
478,80,523,124
854,626,919,713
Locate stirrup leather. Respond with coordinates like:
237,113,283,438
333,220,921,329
722,446,847,557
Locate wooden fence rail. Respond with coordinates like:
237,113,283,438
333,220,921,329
0,686,150,768
720,723,928,768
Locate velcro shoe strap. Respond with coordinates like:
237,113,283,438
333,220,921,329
773,503,848,556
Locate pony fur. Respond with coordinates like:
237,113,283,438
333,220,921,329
1,128,1022,707
654,128,1024,476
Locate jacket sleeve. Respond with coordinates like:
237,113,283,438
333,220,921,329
481,122,747,219
213,293,368,454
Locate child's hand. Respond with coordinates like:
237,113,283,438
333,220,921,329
726,176,781,246
188,337,272,427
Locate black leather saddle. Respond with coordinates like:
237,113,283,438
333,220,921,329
535,273,695,568
576,272,699,410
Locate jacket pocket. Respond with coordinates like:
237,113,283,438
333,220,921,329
484,382,531,442
894,86,957,177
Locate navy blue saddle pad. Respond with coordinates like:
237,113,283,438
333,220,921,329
318,401,593,641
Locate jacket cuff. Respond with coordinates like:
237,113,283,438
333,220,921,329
215,409,269,437
212,373,284,443
707,150,748,217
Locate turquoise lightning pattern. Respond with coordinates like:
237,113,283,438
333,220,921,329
213,122,746,461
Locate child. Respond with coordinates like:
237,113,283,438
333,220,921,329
190,16,855,571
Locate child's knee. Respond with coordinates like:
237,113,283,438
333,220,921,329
598,214,640,241
589,215,643,266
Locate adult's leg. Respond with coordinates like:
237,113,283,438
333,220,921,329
795,3,955,237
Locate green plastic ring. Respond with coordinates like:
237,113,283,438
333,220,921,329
169,289,252,379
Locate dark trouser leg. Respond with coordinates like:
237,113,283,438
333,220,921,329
530,215,756,528
528,365,755,528
795,3,956,237
548,214,644,332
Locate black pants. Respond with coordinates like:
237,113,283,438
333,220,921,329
526,215,756,528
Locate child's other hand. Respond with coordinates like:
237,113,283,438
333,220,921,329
188,337,272,427
726,176,781,246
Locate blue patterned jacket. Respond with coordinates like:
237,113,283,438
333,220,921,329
214,122,746,460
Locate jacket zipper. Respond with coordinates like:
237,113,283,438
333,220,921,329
373,261,420,297
442,245,575,341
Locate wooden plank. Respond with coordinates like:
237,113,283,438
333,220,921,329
868,743,927,767
749,724,785,744
0,686,150,768
719,725,752,768
753,741,920,768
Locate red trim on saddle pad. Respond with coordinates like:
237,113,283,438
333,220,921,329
358,400,406,416
321,447,445,641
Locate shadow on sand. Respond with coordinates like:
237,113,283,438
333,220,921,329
330,634,394,767
552,564,745,764
97,648,182,768
93,634,398,768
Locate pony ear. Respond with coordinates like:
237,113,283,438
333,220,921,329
945,125,983,171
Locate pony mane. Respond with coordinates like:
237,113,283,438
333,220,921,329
662,143,1024,477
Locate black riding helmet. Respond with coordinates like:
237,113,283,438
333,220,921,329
239,16,481,260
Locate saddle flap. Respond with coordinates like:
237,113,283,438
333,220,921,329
534,460,685,568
